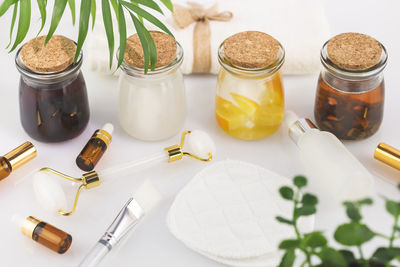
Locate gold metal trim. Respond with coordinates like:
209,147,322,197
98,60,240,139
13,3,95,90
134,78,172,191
164,131,213,163
38,168,101,216
91,129,112,146
21,216,40,238
375,143,400,171
4,142,37,170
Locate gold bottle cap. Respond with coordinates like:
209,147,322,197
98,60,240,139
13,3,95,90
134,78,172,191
374,143,400,171
93,129,112,146
3,142,37,171
21,216,41,238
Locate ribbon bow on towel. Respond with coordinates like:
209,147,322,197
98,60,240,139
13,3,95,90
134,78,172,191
173,3,233,73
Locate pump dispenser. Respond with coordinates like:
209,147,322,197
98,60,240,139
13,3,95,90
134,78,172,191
285,111,374,202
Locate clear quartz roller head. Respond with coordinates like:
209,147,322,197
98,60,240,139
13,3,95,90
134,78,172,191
32,130,216,216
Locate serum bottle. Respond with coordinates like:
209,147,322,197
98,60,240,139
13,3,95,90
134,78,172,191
0,141,37,181
76,123,113,171
285,111,374,202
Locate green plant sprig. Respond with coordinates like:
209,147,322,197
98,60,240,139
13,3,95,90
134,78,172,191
0,0,173,73
277,177,400,267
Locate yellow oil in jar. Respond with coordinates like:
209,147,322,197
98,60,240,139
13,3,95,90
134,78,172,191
215,69,284,140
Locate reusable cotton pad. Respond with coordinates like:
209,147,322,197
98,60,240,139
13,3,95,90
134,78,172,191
167,160,314,266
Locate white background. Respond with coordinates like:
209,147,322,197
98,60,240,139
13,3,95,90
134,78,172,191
0,0,400,266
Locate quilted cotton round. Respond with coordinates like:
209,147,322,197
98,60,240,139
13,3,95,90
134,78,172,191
167,159,314,261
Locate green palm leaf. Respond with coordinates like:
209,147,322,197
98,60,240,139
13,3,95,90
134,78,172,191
116,2,126,67
0,0,17,16
160,0,173,12
121,1,173,37
67,0,75,25
90,0,96,29
101,0,114,68
36,0,47,34
46,0,68,44
10,0,31,52
131,0,163,14
141,21,157,70
110,0,118,19
6,1,18,48
74,0,91,61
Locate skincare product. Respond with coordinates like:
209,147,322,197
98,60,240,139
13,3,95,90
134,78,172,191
32,130,216,216
76,123,114,171
118,31,186,141
314,33,387,140
375,143,400,171
216,31,285,140
285,111,374,201
16,35,90,142
0,142,36,181
78,180,162,267
12,215,72,254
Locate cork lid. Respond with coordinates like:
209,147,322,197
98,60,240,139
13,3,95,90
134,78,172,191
223,31,281,69
327,33,382,71
124,31,177,69
21,35,77,73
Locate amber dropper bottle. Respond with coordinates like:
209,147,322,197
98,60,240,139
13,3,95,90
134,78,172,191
0,142,37,181
76,123,113,171
12,215,72,254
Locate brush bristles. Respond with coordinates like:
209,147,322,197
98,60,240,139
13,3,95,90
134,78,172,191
133,180,162,214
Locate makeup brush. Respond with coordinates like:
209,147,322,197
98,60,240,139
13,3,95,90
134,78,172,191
78,180,162,267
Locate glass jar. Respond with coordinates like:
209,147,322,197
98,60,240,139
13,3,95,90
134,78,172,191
314,35,387,140
15,47,90,143
118,43,185,141
216,35,285,140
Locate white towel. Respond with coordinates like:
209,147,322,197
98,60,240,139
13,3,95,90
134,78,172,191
87,0,330,75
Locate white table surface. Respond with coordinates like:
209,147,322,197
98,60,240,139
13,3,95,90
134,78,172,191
0,1,400,266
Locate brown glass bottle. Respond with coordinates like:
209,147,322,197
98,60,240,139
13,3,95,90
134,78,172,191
20,216,72,254
0,157,12,180
314,76,384,140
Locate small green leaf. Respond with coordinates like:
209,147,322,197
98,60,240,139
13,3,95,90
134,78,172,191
121,1,173,37
339,250,356,265
160,0,173,12
386,199,400,217
319,247,347,267
276,216,293,225
67,0,75,25
357,198,373,206
36,0,47,34
90,0,96,29
295,205,316,217
397,184,400,191
279,186,294,200
278,239,300,250
6,1,18,48
372,247,400,262
74,0,91,61
343,202,362,222
301,193,318,206
0,0,17,16
133,0,163,14
293,175,307,188
46,0,68,44
334,222,375,246
303,231,327,248
101,0,114,68
10,0,31,52
279,249,295,267
116,2,127,67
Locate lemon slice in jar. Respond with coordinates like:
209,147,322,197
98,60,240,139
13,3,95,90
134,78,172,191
216,96,247,131
230,93,259,116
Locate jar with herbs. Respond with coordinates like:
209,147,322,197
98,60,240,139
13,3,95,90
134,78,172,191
118,31,186,141
15,35,90,143
314,33,387,140
216,31,285,140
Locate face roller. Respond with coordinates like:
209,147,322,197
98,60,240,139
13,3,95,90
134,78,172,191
32,130,216,216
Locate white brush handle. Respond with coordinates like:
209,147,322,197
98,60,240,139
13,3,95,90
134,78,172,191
98,151,168,182
78,242,109,267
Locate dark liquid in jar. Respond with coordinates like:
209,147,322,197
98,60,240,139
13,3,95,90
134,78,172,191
314,75,384,140
19,72,90,142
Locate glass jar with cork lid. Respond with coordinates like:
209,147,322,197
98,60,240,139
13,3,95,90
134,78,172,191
15,35,90,142
118,31,185,141
216,31,285,140
314,32,387,140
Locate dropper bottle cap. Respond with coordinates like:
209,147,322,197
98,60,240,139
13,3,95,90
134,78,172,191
284,111,317,145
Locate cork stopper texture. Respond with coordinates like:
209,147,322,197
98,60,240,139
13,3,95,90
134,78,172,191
21,35,77,73
223,31,280,69
125,31,177,69
327,33,382,71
